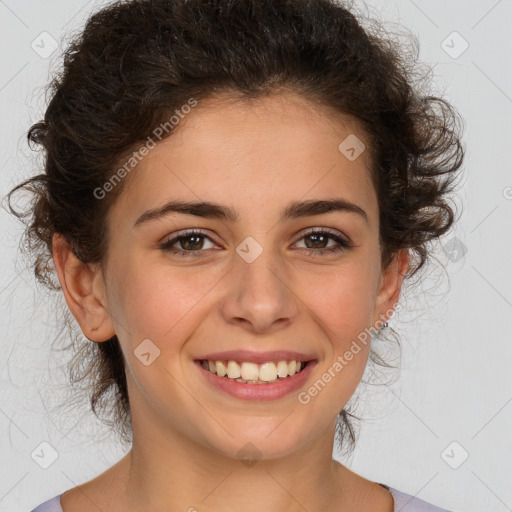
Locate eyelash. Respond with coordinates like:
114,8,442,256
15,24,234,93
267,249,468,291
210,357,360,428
159,228,352,258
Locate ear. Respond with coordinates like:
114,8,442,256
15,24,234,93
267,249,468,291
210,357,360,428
372,248,409,328
52,233,116,342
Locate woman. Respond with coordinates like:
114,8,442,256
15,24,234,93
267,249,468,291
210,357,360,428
8,0,464,510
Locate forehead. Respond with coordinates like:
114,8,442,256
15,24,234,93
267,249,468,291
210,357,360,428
113,91,378,227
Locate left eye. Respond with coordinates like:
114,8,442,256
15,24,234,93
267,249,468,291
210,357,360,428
159,229,352,258
294,229,352,255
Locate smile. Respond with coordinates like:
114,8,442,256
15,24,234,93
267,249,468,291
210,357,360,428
200,359,307,384
194,358,317,401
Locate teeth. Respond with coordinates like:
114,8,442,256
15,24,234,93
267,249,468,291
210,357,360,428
241,362,259,381
201,359,306,383
258,362,278,382
277,361,289,378
215,361,227,377
227,360,241,379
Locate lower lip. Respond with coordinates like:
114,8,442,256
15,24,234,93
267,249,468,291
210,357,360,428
195,360,317,401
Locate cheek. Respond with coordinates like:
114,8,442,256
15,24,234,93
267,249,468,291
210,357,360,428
108,258,224,348
298,260,378,342
295,259,377,402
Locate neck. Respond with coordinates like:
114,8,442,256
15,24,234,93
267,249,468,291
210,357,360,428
116,416,353,512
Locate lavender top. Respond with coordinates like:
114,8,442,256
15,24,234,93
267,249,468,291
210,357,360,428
30,483,453,511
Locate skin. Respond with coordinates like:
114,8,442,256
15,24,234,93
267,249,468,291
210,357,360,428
53,90,408,512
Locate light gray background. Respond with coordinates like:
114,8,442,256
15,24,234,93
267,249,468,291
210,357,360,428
0,1,511,511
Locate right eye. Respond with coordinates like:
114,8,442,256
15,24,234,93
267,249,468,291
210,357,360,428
159,229,218,258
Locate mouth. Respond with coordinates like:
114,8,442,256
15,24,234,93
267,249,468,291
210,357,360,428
193,356,317,401
197,358,311,384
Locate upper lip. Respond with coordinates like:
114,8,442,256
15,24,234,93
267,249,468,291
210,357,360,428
195,350,316,364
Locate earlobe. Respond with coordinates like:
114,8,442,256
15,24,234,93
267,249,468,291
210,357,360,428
52,233,116,342
373,249,409,326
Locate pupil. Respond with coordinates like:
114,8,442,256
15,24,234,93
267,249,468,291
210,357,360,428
306,234,326,249
182,235,202,250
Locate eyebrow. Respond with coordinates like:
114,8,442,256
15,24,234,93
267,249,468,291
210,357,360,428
133,198,368,228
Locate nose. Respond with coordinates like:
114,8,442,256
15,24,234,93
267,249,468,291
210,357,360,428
219,246,299,334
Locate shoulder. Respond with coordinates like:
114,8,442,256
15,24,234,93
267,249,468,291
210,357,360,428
29,494,63,512
382,484,453,512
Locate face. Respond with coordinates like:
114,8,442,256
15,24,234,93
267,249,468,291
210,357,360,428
69,91,406,460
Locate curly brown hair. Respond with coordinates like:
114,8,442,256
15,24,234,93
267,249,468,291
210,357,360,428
5,0,464,454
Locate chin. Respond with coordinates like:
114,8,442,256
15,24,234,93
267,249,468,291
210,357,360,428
201,420,313,462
